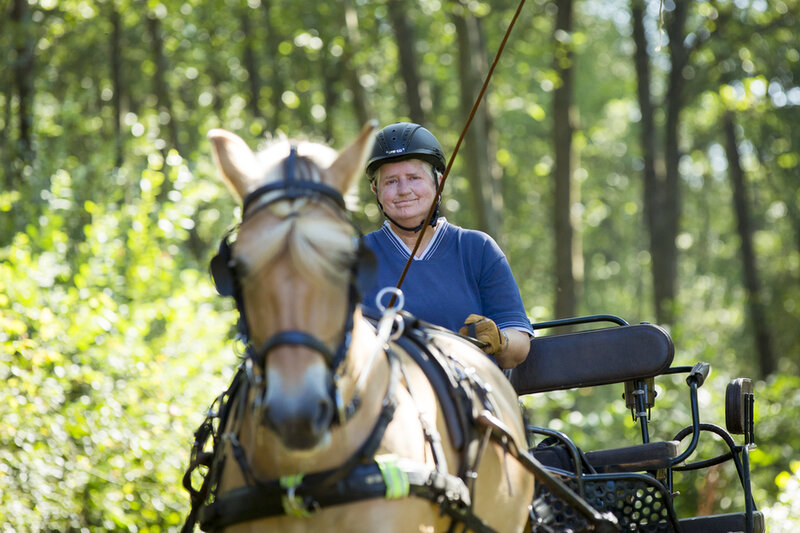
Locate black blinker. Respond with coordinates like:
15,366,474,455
210,237,236,297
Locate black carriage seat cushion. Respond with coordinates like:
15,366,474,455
530,433,682,474
584,440,681,473
679,511,765,533
511,323,675,396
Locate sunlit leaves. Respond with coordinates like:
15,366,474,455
1,154,235,530
777,152,799,169
762,462,800,532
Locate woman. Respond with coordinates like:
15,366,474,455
361,122,533,369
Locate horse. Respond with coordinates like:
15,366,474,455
182,122,535,533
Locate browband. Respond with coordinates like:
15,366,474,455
241,145,346,218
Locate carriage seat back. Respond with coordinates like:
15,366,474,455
511,323,674,396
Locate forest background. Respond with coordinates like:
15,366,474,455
2,0,800,530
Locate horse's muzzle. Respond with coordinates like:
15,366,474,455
261,368,335,450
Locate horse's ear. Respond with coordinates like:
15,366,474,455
208,129,261,201
327,120,378,192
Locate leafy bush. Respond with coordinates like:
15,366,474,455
0,164,237,531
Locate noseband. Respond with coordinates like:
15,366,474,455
209,145,376,421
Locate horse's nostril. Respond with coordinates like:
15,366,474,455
313,398,334,433
261,388,334,450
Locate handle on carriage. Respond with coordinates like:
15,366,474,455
686,361,710,387
669,362,711,466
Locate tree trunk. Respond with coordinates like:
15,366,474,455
205,23,226,121
342,0,371,127
240,3,263,121
143,4,183,204
724,113,775,377
451,4,502,239
755,144,800,258
650,0,690,325
387,0,426,124
262,0,284,128
145,8,182,157
552,0,580,320
632,0,667,323
11,0,35,166
110,4,124,169
0,86,11,190
319,13,341,143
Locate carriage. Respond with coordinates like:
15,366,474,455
514,314,763,532
181,123,763,532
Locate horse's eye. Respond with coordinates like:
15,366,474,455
230,256,250,278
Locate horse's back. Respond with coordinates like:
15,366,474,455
428,330,529,438
384,321,533,532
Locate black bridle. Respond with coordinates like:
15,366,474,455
209,145,376,419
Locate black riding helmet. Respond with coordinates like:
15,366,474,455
366,122,446,180
366,122,446,232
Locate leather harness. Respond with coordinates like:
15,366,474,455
182,311,507,533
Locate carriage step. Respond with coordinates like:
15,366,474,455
678,511,764,533
585,440,681,473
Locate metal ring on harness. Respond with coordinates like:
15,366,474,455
376,286,405,312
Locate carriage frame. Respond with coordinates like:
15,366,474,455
513,314,763,533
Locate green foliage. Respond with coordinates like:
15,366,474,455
762,461,800,532
0,161,237,530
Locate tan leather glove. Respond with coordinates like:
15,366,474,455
459,314,508,355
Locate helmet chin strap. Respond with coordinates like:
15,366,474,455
377,199,440,233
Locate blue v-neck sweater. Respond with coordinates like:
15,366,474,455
361,219,533,336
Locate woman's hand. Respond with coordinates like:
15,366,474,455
459,314,530,368
459,314,507,354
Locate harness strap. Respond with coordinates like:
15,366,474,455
185,316,506,533
198,336,401,530
199,458,495,533
390,328,468,451
181,368,247,533
314,346,402,488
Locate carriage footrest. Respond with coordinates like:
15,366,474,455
584,440,681,473
678,511,764,533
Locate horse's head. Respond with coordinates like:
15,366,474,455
208,122,377,451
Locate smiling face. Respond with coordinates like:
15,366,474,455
373,159,437,230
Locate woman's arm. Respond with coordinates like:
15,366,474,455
495,328,531,369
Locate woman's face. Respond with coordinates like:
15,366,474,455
374,159,437,229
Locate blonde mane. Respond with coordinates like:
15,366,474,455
238,140,356,292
